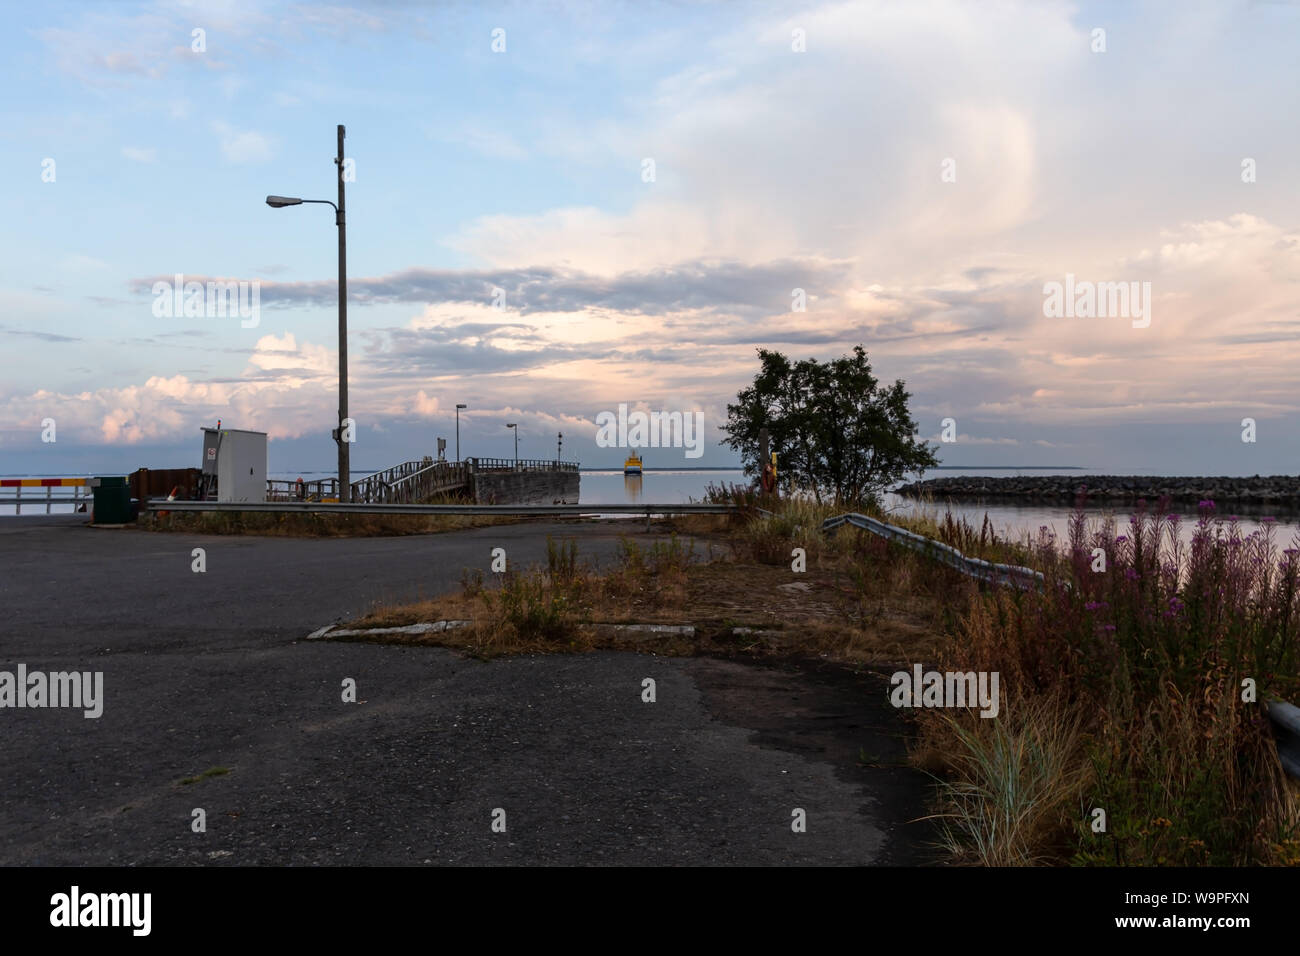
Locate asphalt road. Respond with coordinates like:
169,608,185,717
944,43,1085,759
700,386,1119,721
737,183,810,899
0,516,933,866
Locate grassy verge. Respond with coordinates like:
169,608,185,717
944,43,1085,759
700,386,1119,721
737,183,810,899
341,513,970,665
916,504,1300,866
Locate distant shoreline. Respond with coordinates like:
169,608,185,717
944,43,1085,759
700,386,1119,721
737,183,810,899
895,474,1300,507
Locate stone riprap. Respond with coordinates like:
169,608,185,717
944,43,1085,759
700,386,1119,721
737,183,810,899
892,475,1300,507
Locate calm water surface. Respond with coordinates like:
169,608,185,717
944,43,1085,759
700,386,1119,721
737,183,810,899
9,467,1300,550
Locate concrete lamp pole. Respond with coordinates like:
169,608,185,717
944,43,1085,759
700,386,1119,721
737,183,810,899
456,403,467,463
265,124,349,502
506,423,518,467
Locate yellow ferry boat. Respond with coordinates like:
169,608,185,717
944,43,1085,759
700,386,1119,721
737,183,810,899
623,452,643,475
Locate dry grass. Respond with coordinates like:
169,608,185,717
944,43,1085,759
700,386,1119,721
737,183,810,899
912,693,1092,866
340,526,956,667
918,505,1300,866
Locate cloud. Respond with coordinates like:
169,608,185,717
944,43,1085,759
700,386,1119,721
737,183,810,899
132,259,850,317
288,4,388,34
3,329,80,343
436,124,528,160
211,121,274,164
121,146,157,163
413,390,439,416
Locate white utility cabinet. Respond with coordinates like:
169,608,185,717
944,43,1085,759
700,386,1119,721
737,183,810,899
201,427,267,502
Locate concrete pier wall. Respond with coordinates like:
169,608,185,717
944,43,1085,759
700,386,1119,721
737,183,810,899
471,468,580,505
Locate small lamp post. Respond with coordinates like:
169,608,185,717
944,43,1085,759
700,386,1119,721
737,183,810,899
455,403,467,462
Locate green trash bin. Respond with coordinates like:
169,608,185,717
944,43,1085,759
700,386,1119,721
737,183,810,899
92,476,133,524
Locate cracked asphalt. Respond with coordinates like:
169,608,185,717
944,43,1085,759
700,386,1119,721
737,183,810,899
0,516,934,866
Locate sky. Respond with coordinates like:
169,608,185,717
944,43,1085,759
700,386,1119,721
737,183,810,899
2,0,1298,477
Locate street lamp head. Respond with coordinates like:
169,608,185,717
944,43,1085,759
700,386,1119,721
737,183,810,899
506,423,517,428
266,195,303,208
456,403,467,409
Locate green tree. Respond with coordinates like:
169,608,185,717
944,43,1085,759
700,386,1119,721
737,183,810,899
722,345,938,506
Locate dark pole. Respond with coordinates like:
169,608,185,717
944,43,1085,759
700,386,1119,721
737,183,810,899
456,403,467,462
335,124,349,501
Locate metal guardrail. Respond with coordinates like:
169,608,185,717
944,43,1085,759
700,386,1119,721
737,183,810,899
0,478,92,514
142,500,733,516
822,511,1045,589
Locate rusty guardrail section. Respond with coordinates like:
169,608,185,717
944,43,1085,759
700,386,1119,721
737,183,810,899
1266,701,1300,779
822,511,1045,589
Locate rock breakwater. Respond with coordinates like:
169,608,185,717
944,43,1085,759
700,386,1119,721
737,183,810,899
893,474,1300,508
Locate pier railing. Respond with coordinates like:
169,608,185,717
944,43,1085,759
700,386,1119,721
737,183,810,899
470,457,580,472
265,457,580,504
347,458,482,504
266,478,340,502
352,459,471,504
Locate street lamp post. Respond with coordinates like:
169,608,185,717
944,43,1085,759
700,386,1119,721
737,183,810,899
455,403,467,463
265,124,350,501
506,423,518,467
